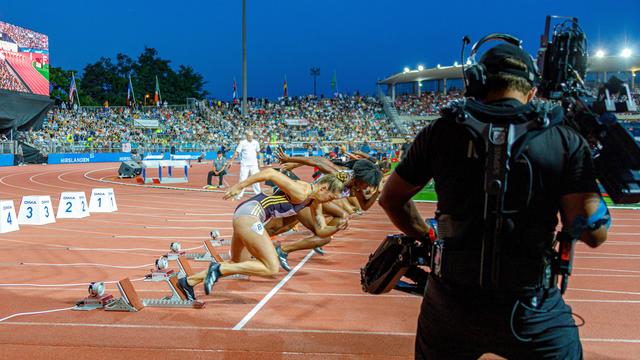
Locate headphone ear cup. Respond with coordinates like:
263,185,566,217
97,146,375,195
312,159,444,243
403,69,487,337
464,64,487,97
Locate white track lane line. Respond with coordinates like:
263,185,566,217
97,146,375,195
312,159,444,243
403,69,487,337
570,288,640,296
2,321,640,344
232,250,314,331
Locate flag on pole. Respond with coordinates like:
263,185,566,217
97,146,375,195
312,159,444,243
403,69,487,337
331,70,337,93
126,74,136,107
154,75,162,106
283,76,288,98
233,78,238,104
69,73,77,104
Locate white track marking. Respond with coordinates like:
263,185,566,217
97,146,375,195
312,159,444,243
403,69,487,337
18,262,154,269
574,267,640,274
232,250,314,330
167,219,232,222
582,338,640,343
570,288,640,296
0,321,415,336
0,307,75,323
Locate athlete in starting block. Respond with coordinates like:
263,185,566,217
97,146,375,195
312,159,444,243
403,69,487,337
177,168,349,300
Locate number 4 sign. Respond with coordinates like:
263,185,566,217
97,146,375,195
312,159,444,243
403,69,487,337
89,188,117,213
0,200,19,233
57,192,90,219
17,195,56,225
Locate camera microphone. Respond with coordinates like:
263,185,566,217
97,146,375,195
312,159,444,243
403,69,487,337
461,35,471,89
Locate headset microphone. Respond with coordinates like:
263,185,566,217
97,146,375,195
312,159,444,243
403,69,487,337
461,36,471,93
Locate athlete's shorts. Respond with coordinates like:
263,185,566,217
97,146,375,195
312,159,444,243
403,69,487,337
234,200,267,223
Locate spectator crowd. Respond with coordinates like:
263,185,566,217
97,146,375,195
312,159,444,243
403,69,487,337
25,95,406,157
0,57,28,93
0,21,48,50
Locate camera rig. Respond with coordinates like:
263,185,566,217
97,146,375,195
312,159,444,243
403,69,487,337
538,15,640,203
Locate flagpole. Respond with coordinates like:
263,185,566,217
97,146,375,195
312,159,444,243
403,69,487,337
74,72,81,107
129,74,136,108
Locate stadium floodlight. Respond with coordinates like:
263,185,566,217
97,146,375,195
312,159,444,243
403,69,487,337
437,64,441,69
454,61,459,66
621,48,632,58
403,67,410,73
417,65,424,71
418,82,423,87
595,49,606,58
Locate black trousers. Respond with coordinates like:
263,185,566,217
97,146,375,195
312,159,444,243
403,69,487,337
415,276,582,360
207,170,226,186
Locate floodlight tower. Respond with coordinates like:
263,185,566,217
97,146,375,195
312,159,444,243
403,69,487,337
310,67,320,97
242,0,248,116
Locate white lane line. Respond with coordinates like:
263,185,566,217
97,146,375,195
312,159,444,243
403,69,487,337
573,274,640,277
570,288,640,296
303,267,360,274
114,235,211,240
232,250,314,331
0,321,415,336
566,299,640,303
582,338,640,343
576,251,640,257
577,256,640,260
574,267,640,274
167,219,231,222
184,213,235,216
145,226,233,230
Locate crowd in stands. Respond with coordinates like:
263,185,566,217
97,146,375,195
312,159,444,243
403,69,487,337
395,91,462,117
0,58,28,93
24,95,404,155
0,22,48,50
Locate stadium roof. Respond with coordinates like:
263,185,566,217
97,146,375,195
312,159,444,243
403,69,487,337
379,55,640,85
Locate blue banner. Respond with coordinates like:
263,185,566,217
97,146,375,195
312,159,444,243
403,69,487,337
48,152,132,165
0,154,14,166
18,48,49,54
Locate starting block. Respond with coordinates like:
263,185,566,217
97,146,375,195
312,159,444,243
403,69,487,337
89,188,118,213
17,196,55,225
183,240,231,262
167,243,249,281
73,282,114,311
57,192,90,219
0,200,19,233
105,266,205,312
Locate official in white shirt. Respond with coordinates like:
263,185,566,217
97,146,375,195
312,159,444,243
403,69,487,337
229,130,261,199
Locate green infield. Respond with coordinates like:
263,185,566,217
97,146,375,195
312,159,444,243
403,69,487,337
33,62,49,81
391,162,639,208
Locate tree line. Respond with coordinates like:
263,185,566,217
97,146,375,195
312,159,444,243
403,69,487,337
50,47,207,106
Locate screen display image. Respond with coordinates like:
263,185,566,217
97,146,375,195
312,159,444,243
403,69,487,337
0,20,49,96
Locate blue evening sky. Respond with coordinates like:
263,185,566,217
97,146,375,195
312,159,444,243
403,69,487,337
1,0,638,99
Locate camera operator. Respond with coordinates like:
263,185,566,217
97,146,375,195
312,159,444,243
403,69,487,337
379,42,608,359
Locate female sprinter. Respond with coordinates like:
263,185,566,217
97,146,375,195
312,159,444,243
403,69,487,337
177,168,347,300
265,155,384,270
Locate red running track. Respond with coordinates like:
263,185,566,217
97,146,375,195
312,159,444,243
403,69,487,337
0,163,638,359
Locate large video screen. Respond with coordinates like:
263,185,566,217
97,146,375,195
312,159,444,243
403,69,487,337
0,21,49,96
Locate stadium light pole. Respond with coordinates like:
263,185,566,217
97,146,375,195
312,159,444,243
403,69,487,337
242,0,248,117
310,67,320,97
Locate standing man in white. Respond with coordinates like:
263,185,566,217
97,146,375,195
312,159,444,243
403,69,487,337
229,130,261,199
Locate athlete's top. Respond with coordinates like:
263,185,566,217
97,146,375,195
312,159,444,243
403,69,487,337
236,188,312,222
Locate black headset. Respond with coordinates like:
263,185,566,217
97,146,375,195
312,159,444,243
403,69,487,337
463,33,539,98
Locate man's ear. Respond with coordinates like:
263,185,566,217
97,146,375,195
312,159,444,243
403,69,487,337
527,87,538,102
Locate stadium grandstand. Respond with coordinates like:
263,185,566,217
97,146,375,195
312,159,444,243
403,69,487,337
2,9,640,359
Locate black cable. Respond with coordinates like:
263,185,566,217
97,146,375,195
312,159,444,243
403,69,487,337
510,297,586,343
